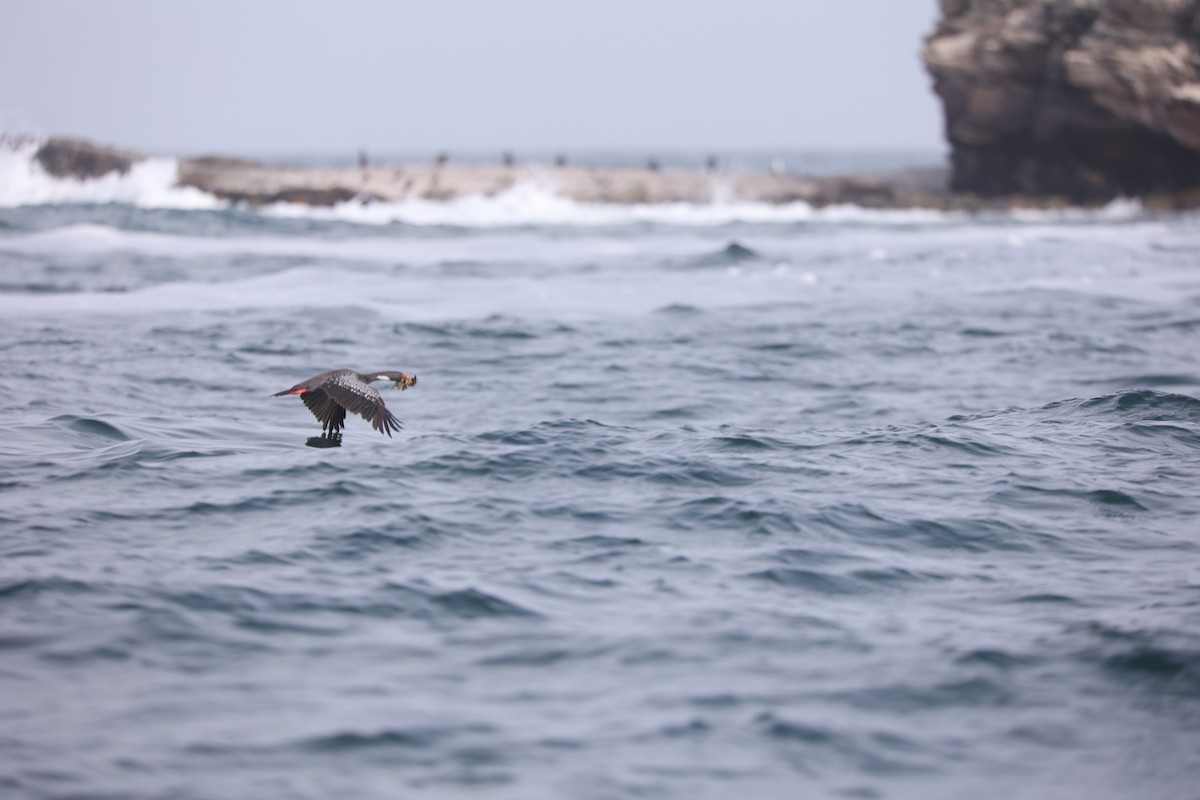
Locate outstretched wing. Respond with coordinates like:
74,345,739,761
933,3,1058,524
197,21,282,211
301,387,348,433
322,373,402,437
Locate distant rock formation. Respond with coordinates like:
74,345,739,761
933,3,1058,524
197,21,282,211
18,135,957,209
924,0,1200,204
35,137,139,179
177,158,375,207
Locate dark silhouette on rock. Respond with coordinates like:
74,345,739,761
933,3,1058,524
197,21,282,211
924,0,1200,204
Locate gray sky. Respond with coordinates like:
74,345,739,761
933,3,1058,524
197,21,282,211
1,0,944,156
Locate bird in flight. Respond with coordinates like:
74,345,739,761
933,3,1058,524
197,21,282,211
273,369,418,437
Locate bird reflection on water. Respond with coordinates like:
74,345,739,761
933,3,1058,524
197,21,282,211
306,433,343,448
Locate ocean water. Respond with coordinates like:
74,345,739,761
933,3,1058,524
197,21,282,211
1,143,1199,800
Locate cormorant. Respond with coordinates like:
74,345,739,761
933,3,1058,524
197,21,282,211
273,369,417,437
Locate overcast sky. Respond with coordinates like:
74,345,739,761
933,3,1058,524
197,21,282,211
1,0,944,156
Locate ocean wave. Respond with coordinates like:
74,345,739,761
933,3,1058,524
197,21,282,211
0,137,222,210
296,725,495,752
259,181,958,228
754,711,936,775
0,222,760,270
0,258,833,320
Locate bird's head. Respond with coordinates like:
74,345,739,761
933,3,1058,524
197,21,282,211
373,371,417,390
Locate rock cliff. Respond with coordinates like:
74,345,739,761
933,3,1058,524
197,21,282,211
924,0,1200,203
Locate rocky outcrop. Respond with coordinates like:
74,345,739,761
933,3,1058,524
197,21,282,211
18,135,954,209
924,0,1200,204
35,137,141,179
176,159,376,206
173,153,951,209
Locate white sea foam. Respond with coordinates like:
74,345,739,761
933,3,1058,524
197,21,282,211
260,181,958,228
1006,197,1147,223
0,137,222,209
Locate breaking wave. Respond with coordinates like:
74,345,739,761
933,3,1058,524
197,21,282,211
260,181,955,228
0,136,221,210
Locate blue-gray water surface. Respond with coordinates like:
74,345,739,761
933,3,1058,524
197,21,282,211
1,175,1199,800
